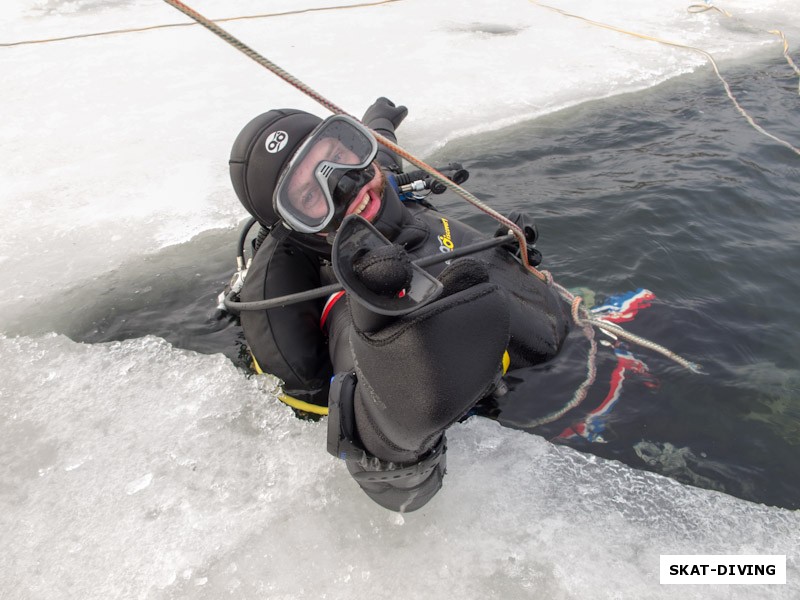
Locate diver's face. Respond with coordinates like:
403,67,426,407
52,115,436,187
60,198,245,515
285,138,356,220
284,138,385,231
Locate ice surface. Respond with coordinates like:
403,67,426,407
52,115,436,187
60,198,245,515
3,0,797,319
1,0,798,597
1,334,798,599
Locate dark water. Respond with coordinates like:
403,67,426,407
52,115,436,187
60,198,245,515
70,52,800,509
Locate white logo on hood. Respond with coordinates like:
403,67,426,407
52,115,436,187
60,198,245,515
265,131,289,153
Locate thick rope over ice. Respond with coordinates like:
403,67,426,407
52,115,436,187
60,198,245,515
162,0,544,282
161,0,701,377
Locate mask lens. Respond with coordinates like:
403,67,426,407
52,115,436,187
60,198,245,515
274,115,377,233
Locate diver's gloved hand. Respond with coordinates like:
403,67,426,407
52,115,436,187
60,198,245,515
362,97,408,130
345,244,414,334
362,97,408,171
352,244,413,297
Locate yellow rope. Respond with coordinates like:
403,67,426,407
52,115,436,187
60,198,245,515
527,1,800,157
0,0,403,48
687,3,732,18
277,393,330,416
690,1,799,93
770,29,800,94
251,353,329,416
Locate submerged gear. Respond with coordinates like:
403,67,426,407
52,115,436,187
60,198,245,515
274,115,379,234
229,109,322,229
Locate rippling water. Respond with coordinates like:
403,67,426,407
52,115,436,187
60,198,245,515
73,51,800,510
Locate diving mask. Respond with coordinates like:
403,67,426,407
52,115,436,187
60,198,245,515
273,114,378,234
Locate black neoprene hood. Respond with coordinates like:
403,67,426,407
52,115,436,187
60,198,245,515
229,108,412,257
229,109,322,228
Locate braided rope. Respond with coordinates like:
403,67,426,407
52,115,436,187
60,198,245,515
690,0,800,90
548,279,705,374
163,0,349,116
687,3,733,18
162,0,701,381
162,0,545,281
1,1,404,48
371,133,546,281
769,29,800,95
528,0,800,157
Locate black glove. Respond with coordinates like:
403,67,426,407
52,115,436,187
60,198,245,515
362,97,408,131
345,244,414,334
352,244,413,298
361,97,408,171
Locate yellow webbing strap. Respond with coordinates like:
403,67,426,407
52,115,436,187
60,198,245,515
251,353,329,416
277,393,330,416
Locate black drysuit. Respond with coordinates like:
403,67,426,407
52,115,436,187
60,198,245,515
238,104,569,511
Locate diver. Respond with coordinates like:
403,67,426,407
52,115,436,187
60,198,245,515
227,97,569,512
